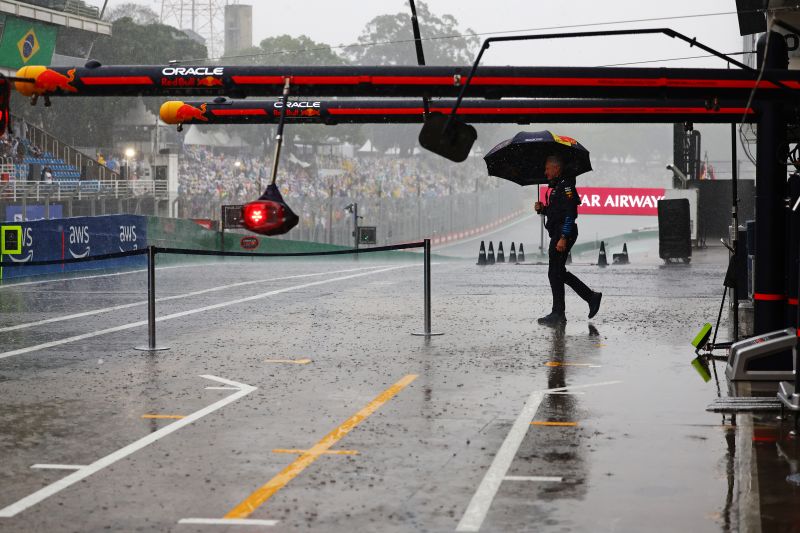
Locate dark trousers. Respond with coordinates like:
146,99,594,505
548,234,593,314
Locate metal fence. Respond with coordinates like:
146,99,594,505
0,180,170,220
1,176,526,245
0,180,168,202
242,182,526,245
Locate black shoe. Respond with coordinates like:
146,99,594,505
538,312,566,326
588,292,602,319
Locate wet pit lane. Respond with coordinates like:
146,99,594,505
0,251,793,532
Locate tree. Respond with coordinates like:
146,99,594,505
220,34,359,152
223,34,347,66
105,4,160,25
93,16,207,64
347,1,478,66
347,2,479,156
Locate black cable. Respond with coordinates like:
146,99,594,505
599,50,753,68
739,17,775,166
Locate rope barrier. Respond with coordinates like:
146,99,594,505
2,239,441,350
0,248,148,267
0,242,424,268
154,242,424,258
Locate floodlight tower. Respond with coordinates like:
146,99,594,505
159,0,232,59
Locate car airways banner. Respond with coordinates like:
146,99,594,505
575,187,666,216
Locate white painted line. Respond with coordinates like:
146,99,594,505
178,518,278,527
455,392,545,532
0,375,255,518
546,391,586,396
455,380,621,532
30,464,85,470
0,265,389,333
0,265,411,360
205,386,240,391
503,476,563,482
0,262,207,290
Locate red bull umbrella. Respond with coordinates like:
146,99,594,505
483,130,592,186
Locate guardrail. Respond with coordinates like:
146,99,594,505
0,180,169,201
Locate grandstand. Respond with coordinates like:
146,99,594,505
1,114,171,221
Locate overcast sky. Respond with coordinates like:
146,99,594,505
87,0,744,68
78,1,750,164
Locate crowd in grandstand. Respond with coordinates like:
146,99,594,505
0,121,35,162
176,145,491,219
5,111,738,216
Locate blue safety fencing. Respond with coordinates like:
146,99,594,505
0,214,147,281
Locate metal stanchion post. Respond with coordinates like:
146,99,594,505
135,245,169,352
413,239,443,337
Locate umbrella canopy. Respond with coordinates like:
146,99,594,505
483,130,592,186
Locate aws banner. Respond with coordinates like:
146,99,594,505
575,187,666,216
0,215,147,280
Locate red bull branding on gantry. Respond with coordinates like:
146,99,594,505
16,66,78,96
12,63,800,103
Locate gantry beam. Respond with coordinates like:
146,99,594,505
14,64,800,101
158,98,756,126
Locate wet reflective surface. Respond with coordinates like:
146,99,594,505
0,246,797,531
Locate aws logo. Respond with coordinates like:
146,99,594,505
17,29,40,64
68,225,90,258
119,225,138,251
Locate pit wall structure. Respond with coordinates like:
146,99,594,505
0,215,371,281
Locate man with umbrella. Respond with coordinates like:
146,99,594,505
484,131,602,326
535,154,602,325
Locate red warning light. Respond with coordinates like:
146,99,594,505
241,200,297,236
247,206,265,223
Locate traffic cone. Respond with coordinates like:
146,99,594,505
612,242,630,265
477,241,487,265
488,241,496,265
497,241,505,263
598,241,608,267
509,242,517,263
518,243,525,262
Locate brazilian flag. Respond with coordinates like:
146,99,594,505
0,16,56,69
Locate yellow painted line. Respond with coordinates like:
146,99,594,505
264,358,312,365
225,373,418,519
271,449,359,456
545,362,600,368
531,421,578,427
141,414,186,420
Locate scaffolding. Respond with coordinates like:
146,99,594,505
159,0,233,59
